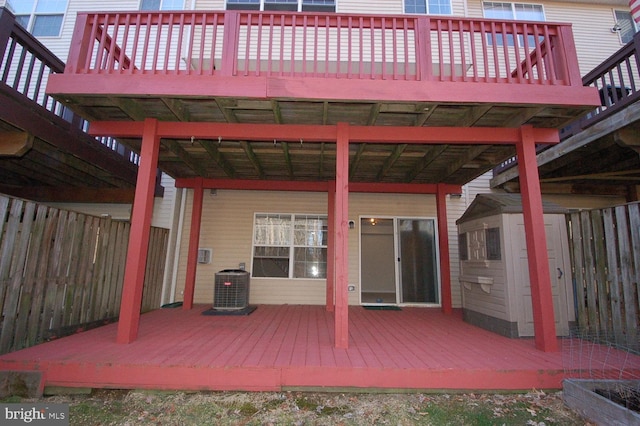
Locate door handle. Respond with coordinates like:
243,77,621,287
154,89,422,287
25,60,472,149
557,268,563,279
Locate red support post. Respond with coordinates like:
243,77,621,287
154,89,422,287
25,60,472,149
116,118,160,344
334,123,349,349
326,181,335,312
516,125,559,352
436,184,453,314
183,178,204,310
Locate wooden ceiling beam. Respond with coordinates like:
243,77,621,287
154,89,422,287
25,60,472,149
377,144,407,181
318,142,326,178
162,140,208,177
367,103,381,125
240,141,265,179
0,185,137,203
503,181,632,198
458,105,493,127
215,98,238,123
404,145,448,182
199,139,236,178
0,131,33,157
441,145,491,180
111,97,147,121
162,98,191,121
349,143,366,180
281,142,294,179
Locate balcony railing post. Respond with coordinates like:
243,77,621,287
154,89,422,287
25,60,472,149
416,16,432,81
0,8,16,64
221,11,240,77
66,13,92,74
555,25,581,86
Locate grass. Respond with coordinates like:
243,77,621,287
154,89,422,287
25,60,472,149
1,389,586,425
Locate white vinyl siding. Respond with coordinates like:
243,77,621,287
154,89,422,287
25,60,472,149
467,0,636,77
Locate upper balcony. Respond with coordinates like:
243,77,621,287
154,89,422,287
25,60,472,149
46,10,600,184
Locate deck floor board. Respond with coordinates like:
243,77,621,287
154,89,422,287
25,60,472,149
1,305,638,391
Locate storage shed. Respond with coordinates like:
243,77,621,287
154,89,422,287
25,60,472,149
456,194,575,338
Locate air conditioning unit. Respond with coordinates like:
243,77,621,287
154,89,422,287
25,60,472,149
213,269,250,310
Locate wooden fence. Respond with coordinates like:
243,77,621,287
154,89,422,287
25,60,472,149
567,202,640,352
0,194,168,354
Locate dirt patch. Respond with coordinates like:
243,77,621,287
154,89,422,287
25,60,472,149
5,389,594,425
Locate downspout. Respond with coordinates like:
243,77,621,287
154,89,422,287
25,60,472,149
160,184,185,305
170,188,187,303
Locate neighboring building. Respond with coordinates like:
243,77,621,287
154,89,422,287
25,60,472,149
0,0,635,350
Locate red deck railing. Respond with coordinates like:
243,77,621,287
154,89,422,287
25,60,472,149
65,10,582,87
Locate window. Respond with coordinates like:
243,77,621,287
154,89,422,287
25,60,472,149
483,2,544,46
226,0,336,12
404,0,452,15
140,0,184,10
614,10,638,44
252,214,327,278
485,227,501,261
8,0,68,37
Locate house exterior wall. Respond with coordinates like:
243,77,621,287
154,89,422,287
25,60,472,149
173,190,464,307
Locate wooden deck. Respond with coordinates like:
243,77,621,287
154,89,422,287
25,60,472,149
1,305,637,392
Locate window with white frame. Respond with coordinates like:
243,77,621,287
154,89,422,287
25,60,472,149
404,0,452,15
8,0,68,37
252,213,328,279
614,10,638,44
140,0,185,10
226,0,335,12
483,2,545,46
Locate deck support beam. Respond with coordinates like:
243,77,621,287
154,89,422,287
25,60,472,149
334,123,349,349
436,184,453,314
117,119,160,344
516,125,559,352
183,178,204,310
326,182,335,312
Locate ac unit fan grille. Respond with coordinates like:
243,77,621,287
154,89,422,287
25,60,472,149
214,270,250,310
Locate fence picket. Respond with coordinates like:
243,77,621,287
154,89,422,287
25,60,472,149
614,205,638,346
567,202,639,352
0,194,169,354
590,209,611,335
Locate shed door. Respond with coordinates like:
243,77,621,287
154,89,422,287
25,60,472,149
513,215,573,336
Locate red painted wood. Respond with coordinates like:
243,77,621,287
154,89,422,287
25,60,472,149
2,306,638,391
64,13,91,74
436,184,452,314
183,179,204,311
65,11,584,87
334,123,349,349
173,178,462,196
222,11,239,77
87,120,561,145
116,119,161,344
176,178,330,192
516,125,558,352
326,182,335,312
